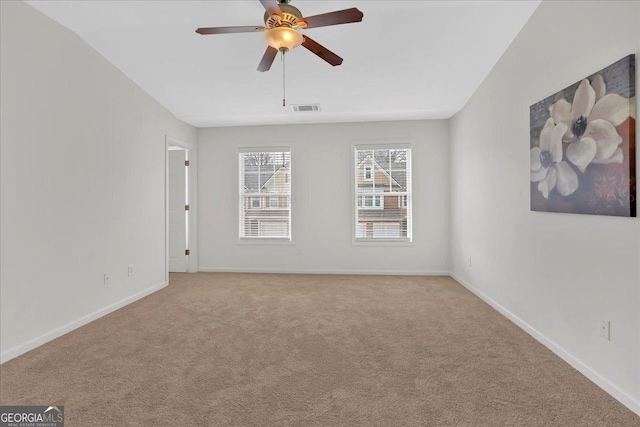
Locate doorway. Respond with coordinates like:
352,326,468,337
166,136,197,280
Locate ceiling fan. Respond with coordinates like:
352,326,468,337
195,0,364,72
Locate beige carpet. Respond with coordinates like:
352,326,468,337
1,273,638,426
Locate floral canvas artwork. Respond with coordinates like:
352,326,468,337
530,55,636,217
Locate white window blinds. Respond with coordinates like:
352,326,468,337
239,150,291,239
354,146,412,241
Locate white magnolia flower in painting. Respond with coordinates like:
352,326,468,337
531,118,579,198
549,75,629,172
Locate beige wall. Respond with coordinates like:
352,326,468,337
449,0,640,414
0,1,196,360
198,120,449,275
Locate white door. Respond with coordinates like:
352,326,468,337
169,149,187,272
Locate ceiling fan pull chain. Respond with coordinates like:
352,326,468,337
282,49,286,107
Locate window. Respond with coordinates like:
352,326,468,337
358,195,383,209
364,166,373,181
354,146,412,241
239,149,291,239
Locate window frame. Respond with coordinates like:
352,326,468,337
237,146,294,244
352,142,413,245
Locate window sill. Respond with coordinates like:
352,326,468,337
237,237,294,245
352,239,414,247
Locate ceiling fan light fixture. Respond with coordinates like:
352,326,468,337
264,26,303,51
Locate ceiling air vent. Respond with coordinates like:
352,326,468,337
291,104,321,113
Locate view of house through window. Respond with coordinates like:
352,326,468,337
239,150,291,239
355,146,412,240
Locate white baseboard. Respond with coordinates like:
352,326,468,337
197,267,449,276
450,272,640,417
0,282,167,364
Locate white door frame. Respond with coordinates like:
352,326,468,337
165,135,197,281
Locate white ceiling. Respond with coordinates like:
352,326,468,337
26,0,540,128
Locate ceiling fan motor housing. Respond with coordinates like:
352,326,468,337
264,4,305,29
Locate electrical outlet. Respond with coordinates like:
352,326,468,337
599,320,610,340
468,256,472,267
128,264,134,277
297,248,303,256
103,273,110,285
